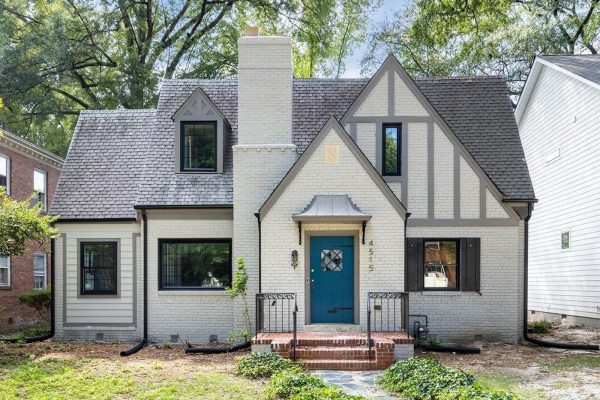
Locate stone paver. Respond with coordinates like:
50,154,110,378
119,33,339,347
312,370,396,399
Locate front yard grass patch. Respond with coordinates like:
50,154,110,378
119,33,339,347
543,354,600,371
476,371,549,400
0,351,263,400
378,357,517,400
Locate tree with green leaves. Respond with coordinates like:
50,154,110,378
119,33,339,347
364,0,599,95
0,187,59,256
0,0,377,156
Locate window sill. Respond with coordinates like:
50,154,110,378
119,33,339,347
421,291,464,296
0,285,12,291
383,175,402,183
157,290,230,297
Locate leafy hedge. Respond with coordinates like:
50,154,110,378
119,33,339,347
236,353,363,399
377,357,518,400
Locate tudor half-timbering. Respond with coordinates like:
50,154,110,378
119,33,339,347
50,32,535,360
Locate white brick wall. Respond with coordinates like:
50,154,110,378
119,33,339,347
355,71,388,116
460,156,480,219
486,189,509,218
233,146,297,335
146,209,235,344
260,128,405,330
408,123,428,218
394,71,429,116
408,224,524,343
356,123,377,164
238,36,293,145
434,125,454,219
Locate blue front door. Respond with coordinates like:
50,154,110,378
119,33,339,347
310,236,354,323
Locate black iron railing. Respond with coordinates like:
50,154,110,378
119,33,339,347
255,293,298,360
366,291,409,358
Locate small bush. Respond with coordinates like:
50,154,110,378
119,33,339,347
265,370,325,399
17,286,51,321
528,320,552,334
378,357,517,400
236,352,300,379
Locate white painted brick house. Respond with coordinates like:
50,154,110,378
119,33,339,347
49,32,535,349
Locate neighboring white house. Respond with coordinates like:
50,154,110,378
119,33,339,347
516,55,600,327
49,31,535,347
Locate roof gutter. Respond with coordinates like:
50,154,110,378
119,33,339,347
522,202,599,350
133,204,233,210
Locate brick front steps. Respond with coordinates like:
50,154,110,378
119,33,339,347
252,331,414,371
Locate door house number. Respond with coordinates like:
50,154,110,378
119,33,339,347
368,240,374,272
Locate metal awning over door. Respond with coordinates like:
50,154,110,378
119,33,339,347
292,195,371,244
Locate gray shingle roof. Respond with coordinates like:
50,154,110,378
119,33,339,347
51,76,534,220
540,55,600,85
50,109,155,219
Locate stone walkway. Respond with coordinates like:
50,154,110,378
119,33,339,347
312,370,396,399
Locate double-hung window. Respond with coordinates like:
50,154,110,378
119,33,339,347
159,239,232,290
424,240,458,290
33,170,47,211
0,255,10,287
34,253,47,289
0,154,8,193
80,242,118,295
180,122,217,172
382,124,401,176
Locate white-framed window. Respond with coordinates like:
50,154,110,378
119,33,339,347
34,253,47,289
0,154,9,194
0,255,10,287
561,230,570,250
33,170,47,211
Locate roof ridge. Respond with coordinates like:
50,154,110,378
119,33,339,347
80,109,156,115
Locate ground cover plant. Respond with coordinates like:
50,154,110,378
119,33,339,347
378,357,517,400
527,320,552,334
236,352,301,379
236,352,362,399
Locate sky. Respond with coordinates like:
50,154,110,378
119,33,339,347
342,0,411,78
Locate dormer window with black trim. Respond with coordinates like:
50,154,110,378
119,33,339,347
383,124,401,176
181,121,217,172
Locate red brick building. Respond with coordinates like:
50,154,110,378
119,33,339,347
0,128,63,332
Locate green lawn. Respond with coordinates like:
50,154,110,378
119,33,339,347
0,356,264,400
476,371,549,400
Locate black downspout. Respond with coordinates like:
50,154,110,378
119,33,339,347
254,212,261,293
523,202,599,350
403,212,411,293
120,210,148,356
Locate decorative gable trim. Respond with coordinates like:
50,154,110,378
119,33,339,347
259,116,407,219
171,87,230,127
341,54,519,215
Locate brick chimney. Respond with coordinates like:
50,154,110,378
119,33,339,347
237,28,293,145
232,28,297,338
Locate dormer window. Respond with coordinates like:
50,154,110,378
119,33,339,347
181,121,217,172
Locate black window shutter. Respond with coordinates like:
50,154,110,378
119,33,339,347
405,238,423,292
460,238,480,292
